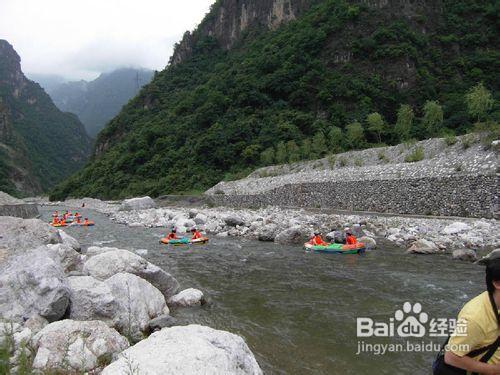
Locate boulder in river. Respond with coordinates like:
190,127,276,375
224,215,245,227
0,247,70,323
407,239,439,254
58,229,81,252
274,226,306,245
168,288,205,307
257,224,278,242
148,314,178,331
104,273,170,340
119,196,156,211
32,319,129,373
476,248,500,265
102,324,262,375
452,249,477,262
83,248,179,299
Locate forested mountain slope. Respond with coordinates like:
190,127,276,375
50,0,499,200
0,40,91,196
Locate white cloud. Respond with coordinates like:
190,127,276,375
0,0,215,80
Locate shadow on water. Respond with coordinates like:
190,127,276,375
41,206,484,374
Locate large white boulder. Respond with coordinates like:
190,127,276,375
46,243,83,274
58,230,81,252
477,248,500,265
102,324,262,375
104,273,169,340
407,239,439,254
68,276,119,325
224,215,245,227
358,236,377,249
83,249,179,299
442,222,471,235
168,288,205,307
0,248,70,323
32,320,129,373
0,216,61,254
119,196,156,211
452,249,477,262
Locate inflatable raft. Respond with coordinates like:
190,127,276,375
191,237,209,245
49,223,67,227
160,237,189,245
304,242,365,254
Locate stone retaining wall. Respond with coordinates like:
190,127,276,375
0,203,39,218
207,174,499,218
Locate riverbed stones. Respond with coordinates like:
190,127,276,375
194,212,207,225
104,273,169,340
101,324,262,375
148,314,178,331
407,239,439,254
452,249,477,262
82,248,179,299
119,196,156,211
257,224,278,242
442,222,471,235
0,248,70,323
46,243,84,274
67,276,118,324
168,288,205,307
31,319,129,373
224,215,245,227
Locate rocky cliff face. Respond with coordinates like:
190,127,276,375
170,0,313,65
0,40,92,195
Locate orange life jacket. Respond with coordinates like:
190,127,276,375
192,231,202,240
346,234,357,245
167,232,178,240
311,235,326,246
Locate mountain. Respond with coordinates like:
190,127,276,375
47,68,154,137
0,40,92,196
50,0,499,200
26,73,67,94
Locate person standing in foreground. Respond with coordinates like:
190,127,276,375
438,257,500,374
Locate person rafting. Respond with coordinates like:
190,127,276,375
75,216,81,224
83,218,89,226
190,227,202,240
52,210,58,218
52,216,59,225
345,230,357,245
166,228,178,240
309,232,327,246
60,218,66,226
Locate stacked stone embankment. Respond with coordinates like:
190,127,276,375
0,191,38,218
206,135,499,218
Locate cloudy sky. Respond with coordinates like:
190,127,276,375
0,0,215,80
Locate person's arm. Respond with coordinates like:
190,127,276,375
444,351,500,375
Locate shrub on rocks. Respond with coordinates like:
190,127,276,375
119,196,156,211
407,239,439,254
101,324,262,375
83,249,179,299
31,320,129,373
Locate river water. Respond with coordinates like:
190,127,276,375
41,206,484,374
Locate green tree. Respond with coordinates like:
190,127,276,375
241,144,261,164
275,141,287,164
301,138,312,160
465,83,494,123
366,112,385,144
328,126,343,153
286,140,301,163
260,147,275,166
312,131,328,158
394,104,414,142
422,100,444,137
345,122,365,149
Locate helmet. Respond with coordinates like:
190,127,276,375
344,227,350,232
171,227,177,232
190,227,196,232
314,231,321,236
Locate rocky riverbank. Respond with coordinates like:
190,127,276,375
44,196,500,260
0,215,262,374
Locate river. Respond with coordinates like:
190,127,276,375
41,206,484,374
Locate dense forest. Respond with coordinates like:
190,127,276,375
50,0,499,200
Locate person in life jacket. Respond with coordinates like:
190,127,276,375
60,218,66,226
190,227,203,240
75,216,81,224
52,216,59,225
83,218,89,226
345,230,357,245
310,232,327,246
167,228,178,240
52,210,58,218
